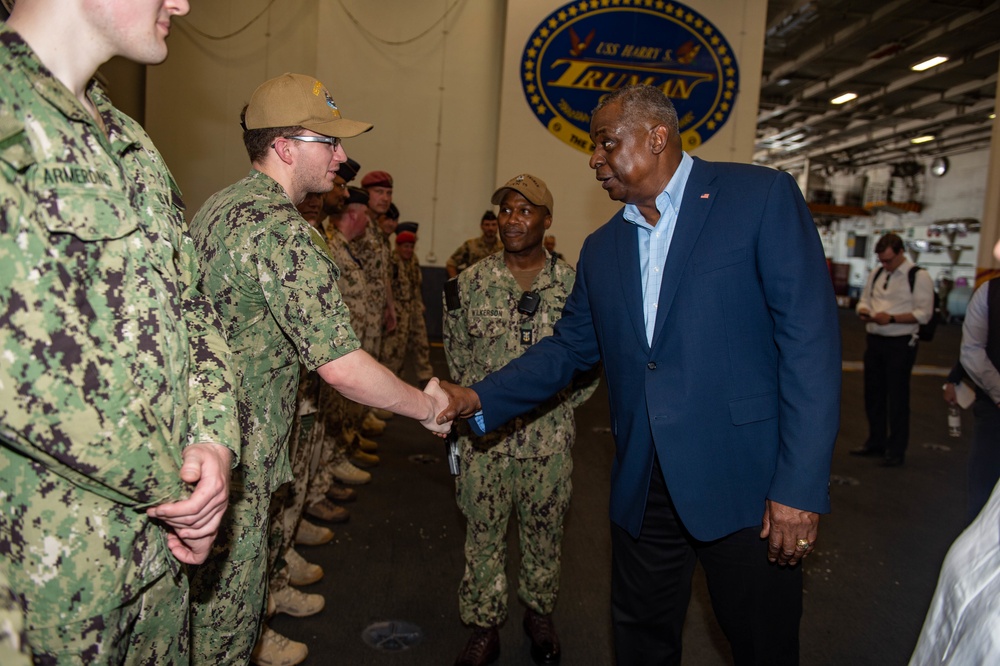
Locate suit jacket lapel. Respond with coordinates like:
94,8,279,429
650,158,718,347
614,211,650,353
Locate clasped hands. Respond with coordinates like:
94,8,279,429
148,441,232,565
416,379,482,437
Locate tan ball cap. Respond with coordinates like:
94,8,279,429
490,173,554,215
244,73,373,138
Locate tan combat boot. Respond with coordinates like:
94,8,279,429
361,411,386,436
305,498,350,524
294,518,333,546
330,459,372,485
272,586,325,618
357,434,379,452
250,626,308,666
285,547,323,586
350,449,380,468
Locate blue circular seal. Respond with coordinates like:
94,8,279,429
520,1,740,154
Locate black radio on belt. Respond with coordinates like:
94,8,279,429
517,291,541,316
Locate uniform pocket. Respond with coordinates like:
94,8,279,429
467,313,508,340
39,183,138,240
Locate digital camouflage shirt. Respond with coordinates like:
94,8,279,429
0,26,239,628
189,170,359,553
444,252,596,458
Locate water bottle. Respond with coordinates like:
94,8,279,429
948,404,961,438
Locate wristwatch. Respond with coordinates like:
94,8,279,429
889,315,896,323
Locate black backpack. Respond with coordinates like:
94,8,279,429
871,265,941,341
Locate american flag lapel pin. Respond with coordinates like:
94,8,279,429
700,193,710,199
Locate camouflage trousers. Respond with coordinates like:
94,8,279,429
456,446,572,627
306,383,362,505
364,300,385,364
382,304,433,381
189,489,269,665
268,411,325,596
28,570,187,666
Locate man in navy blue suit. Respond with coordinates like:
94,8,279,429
438,85,841,665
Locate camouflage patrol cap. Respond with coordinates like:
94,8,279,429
245,73,373,138
491,173,554,215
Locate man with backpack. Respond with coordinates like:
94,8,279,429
853,233,936,467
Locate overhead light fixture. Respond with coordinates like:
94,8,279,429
991,113,997,119
910,135,935,144
911,56,949,72
830,92,857,105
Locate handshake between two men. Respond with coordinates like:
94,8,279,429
420,380,482,436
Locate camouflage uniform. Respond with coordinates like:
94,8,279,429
188,170,360,664
446,234,502,275
443,252,596,628
349,218,390,360
0,570,30,666
268,368,324,595
310,227,371,493
0,25,239,664
383,248,434,380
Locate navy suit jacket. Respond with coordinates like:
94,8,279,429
470,157,841,541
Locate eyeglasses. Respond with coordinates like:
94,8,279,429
274,135,341,150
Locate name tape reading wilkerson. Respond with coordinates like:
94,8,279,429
520,0,740,154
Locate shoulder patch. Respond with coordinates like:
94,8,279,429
444,277,461,311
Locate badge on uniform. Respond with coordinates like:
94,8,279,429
520,321,533,346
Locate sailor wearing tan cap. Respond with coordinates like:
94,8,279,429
187,73,453,666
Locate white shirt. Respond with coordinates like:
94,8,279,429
855,257,935,337
909,479,1000,665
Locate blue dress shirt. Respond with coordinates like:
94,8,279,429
622,151,693,345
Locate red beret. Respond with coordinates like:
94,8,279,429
361,170,393,188
395,231,416,244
